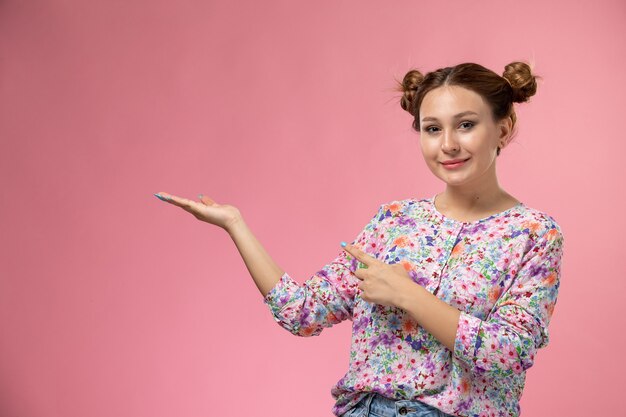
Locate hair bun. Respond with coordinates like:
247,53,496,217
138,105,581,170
502,61,540,103
396,69,425,115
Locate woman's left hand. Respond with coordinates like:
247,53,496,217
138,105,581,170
341,243,415,308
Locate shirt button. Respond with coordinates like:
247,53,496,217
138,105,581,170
399,406,408,415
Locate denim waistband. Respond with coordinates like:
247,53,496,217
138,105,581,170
357,392,451,417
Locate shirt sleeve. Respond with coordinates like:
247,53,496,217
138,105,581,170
262,203,388,337
453,224,564,378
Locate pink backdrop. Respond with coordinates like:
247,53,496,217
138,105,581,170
1,0,623,416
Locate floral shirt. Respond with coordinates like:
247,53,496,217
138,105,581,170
263,195,564,417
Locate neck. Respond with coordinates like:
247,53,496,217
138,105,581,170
438,167,507,213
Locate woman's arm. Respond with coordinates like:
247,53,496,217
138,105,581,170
226,216,285,298
154,192,285,298
397,224,565,378
155,192,387,337
395,283,462,352
452,226,564,377
260,203,388,337
342,219,564,378
339,241,463,351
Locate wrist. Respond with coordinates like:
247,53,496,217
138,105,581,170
395,280,423,311
225,214,246,237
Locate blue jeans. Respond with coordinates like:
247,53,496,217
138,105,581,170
341,392,456,417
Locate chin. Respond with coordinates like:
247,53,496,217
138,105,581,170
438,172,473,186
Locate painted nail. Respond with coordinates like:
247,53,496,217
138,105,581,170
340,241,347,247
154,193,167,202
198,194,203,199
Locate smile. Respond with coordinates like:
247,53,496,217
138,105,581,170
441,158,470,169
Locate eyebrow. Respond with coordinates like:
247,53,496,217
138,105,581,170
421,111,479,123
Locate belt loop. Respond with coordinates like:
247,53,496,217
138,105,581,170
363,392,375,416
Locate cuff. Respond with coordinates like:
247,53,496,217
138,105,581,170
453,311,483,370
263,272,300,317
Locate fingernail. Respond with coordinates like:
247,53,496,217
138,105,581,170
340,241,347,247
198,194,203,199
154,193,167,202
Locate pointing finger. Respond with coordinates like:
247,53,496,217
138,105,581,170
340,242,377,267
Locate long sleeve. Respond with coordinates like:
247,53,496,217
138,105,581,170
263,203,389,337
453,224,564,378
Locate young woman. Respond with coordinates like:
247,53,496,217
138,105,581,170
154,61,564,417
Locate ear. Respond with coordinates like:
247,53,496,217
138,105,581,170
497,116,513,148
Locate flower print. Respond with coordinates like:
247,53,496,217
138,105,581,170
366,334,378,350
389,356,407,375
542,272,557,286
378,332,396,347
387,314,402,331
451,241,466,257
481,334,501,357
457,376,470,395
494,251,512,271
368,354,383,369
370,372,382,387
393,341,406,355
397,368,413,385
353,314,370,332
545,228,560,240
390,247,413,259
381,373,395,388
299,326,317,337
521,220,542,234
397,215,417,227
399,260,414,272
266,199,564,417
298,305,313,326
408,269,430,286
466,222,488,234
401,314,419,334
421,356,436,374
523,263,543,280
501,345,518,365
386,202,403,215
360,370,375,390
488,286,502,303
511,361,523,374
405,333,422,351
313,304,327,322
393,235,411,247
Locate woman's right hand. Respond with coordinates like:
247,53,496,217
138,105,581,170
154,192,242,232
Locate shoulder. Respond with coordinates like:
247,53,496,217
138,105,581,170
377,197,430,216
370,197,429,223
363,197,436,229
515,204,565,248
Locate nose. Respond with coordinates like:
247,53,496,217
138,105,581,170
441,129,459,153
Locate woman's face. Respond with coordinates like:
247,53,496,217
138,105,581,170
418,85,511,189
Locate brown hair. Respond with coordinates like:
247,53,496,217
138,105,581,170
394,62,541,156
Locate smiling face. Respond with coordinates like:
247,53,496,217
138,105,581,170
418,85,512,190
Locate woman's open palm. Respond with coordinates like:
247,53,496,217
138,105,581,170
154,192,241,231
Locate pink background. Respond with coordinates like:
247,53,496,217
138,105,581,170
1,1,624,416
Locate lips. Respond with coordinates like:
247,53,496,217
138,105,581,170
441,158,470,165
